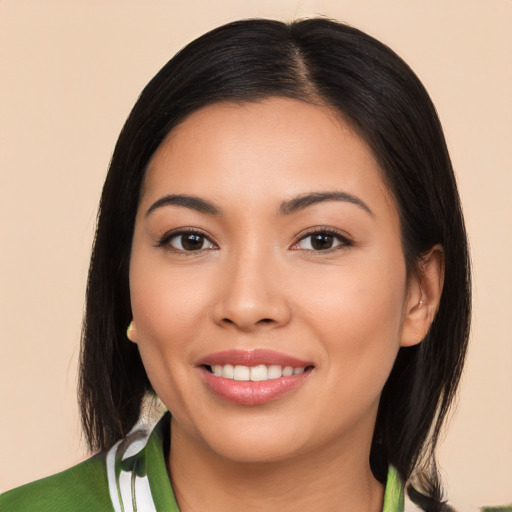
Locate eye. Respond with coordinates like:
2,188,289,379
158,230,217,252
292,229,351,252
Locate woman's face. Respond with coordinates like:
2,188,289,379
129,98,419,464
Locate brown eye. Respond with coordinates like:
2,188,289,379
294,230,350,251
167,232,215,252
310,233,334,250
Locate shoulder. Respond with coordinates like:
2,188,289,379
0,453,113,512
0,413,173,512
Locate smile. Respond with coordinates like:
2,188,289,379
208,364,306,381
197,350,314,405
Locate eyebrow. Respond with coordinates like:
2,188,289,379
146,190,373,218
146,194,221,217
278,191,373,216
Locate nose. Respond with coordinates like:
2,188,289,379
212,250,292,332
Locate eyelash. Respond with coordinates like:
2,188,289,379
156,227,353,254
156,228,218,254
291,227,353,253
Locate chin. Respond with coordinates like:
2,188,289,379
179,412,314,464
207,435,310,465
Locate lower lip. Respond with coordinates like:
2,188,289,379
199,367,312,405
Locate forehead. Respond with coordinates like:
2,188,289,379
141,98,396,218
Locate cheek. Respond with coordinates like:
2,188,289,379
295,257,407,384
130,253,210,345
128,245,213,404
129,272,207,430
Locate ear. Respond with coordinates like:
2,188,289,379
126,320,138,343
400,244,445,347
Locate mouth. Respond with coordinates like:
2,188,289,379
197,350,315,405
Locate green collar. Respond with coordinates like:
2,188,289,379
382,465,405,512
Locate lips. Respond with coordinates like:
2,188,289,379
196,349,314,405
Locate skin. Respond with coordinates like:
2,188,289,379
128,98,443,512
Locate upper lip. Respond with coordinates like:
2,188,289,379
196,349,313,368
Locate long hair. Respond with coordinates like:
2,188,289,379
79,18,470,511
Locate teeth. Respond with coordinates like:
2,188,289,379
233,365,250,381
282,366,293,377
209,364,307,381
268,365,282,379
250,365,268,381
222,364,234,379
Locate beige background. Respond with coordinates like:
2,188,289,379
1,1,511,509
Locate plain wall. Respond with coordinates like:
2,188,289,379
1,1,511,510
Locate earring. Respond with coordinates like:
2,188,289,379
126,321,136,341
418,300,424,308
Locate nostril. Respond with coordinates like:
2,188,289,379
222,317,273,325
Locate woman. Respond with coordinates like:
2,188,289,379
1,17,470,512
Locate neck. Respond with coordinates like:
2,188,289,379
168,419,384,512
